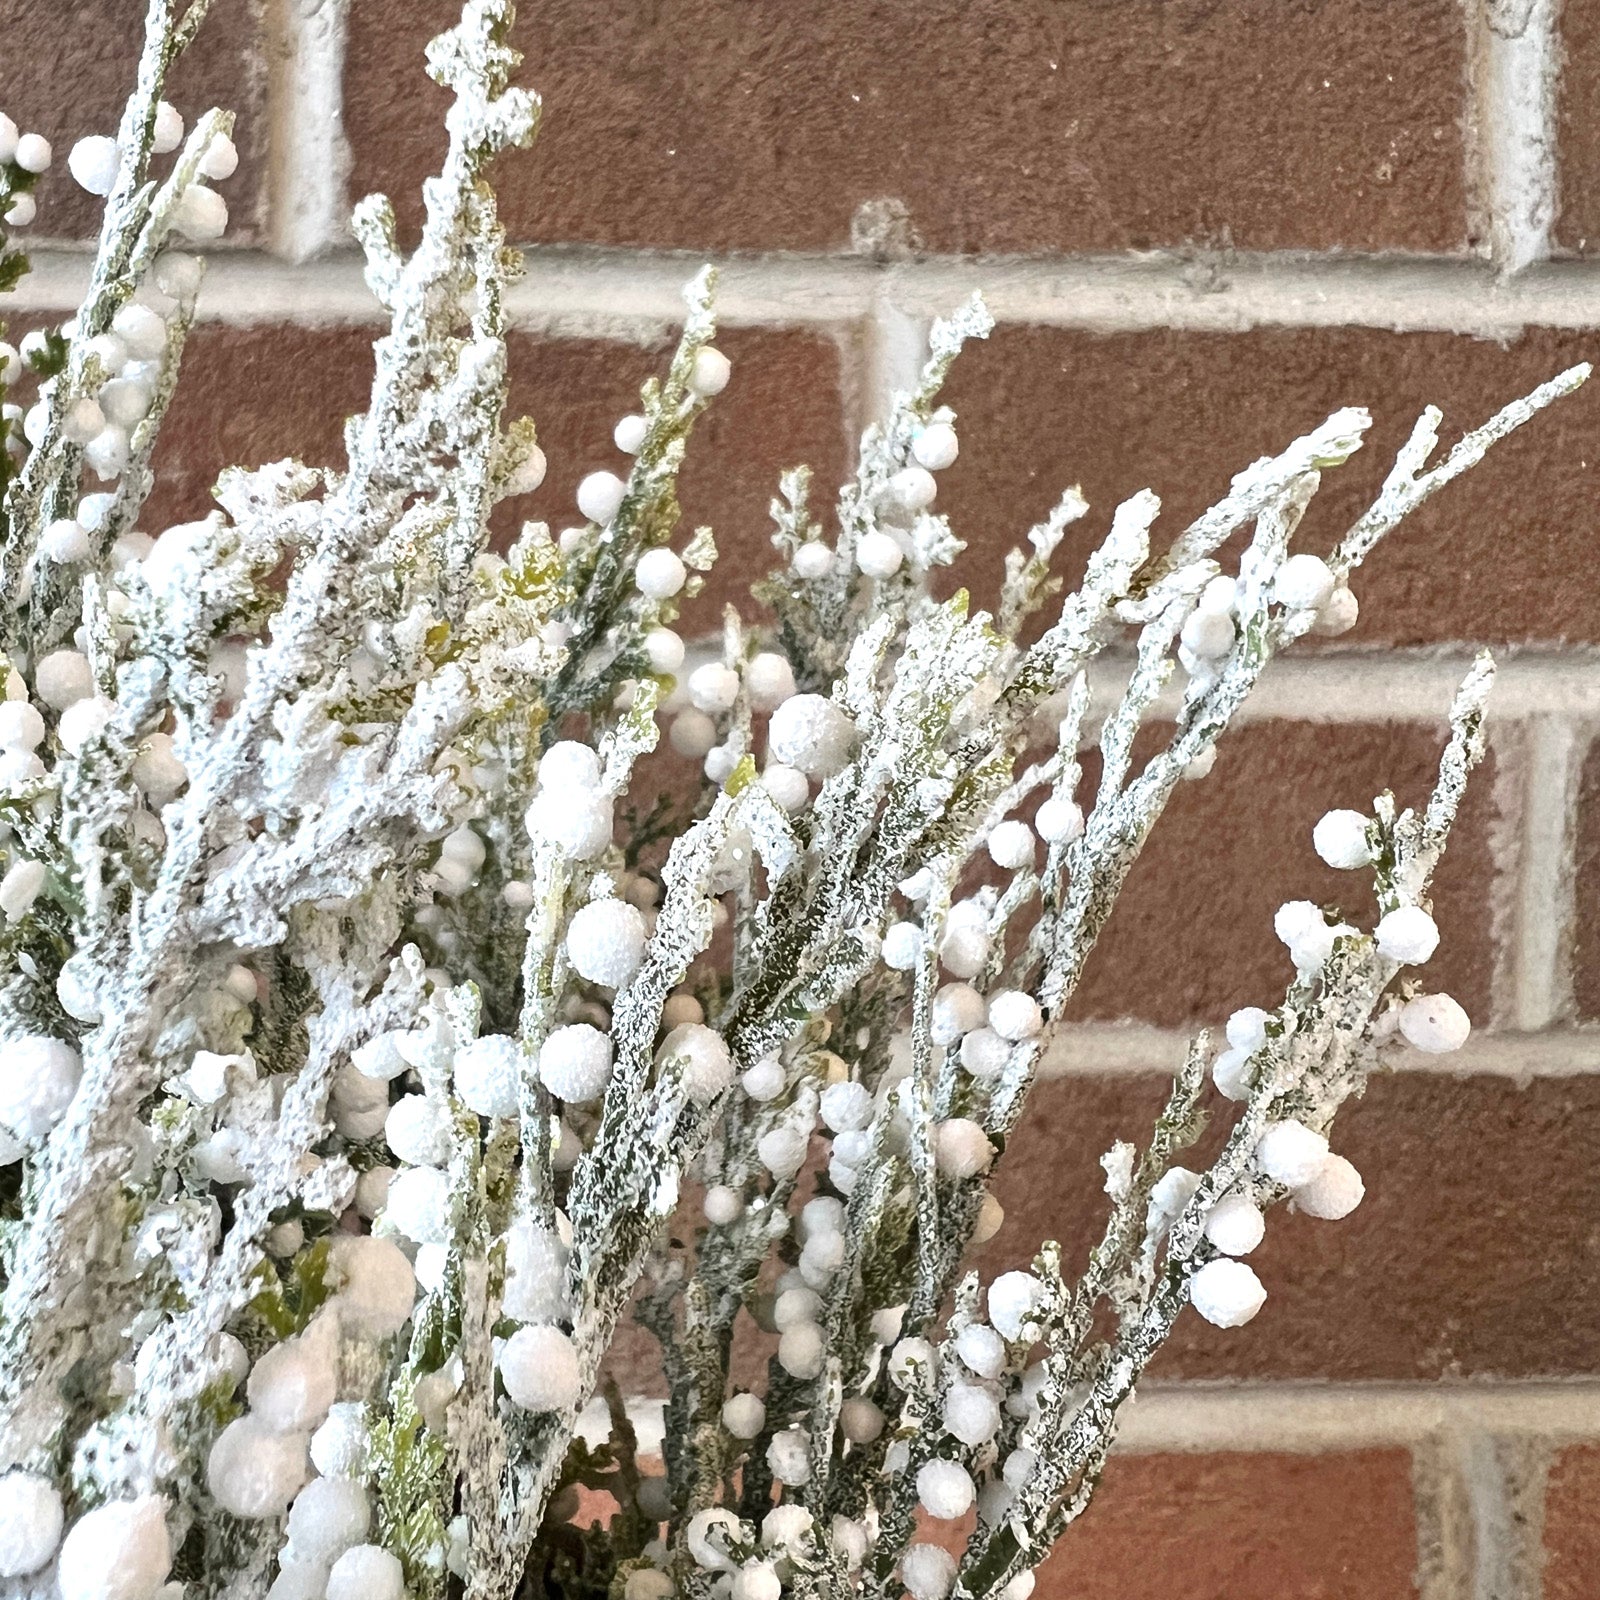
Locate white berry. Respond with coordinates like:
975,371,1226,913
767,693,855,778
566,897,647,988
1312,809,1373,870
1273,552,1336,610
1189,1258,1267,1327
577,469,627,525
1255,1119,1329,1187
454,1033,523,1118
636,547,686,599
538,1023,614,1103
1204,1194,1265,1256
1375,905,1439,965
67,136,119,196
1399,992,1470,1053
0,1470,63,1577
910,421,959,471
1294,1153,1365,1219
500,1324,581,1412
856,530,904,578
689,346,731,397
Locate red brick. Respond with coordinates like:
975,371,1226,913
1542,1444,1600,1598
1557,0,1600,253
937,325,1600,647
142,320,848,627
1034,1450,1419,1600
573,1075,1600,1394
0,0,267,241
343,0,1467,256
1571,733,1600,1019
988,1071,1600,1380
1067,720,1497,1029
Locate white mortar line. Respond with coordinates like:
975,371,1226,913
261,0,351,263
1465,0,1561,273
1039,1022,1600,1080
1114,1381,1600,1453
18,247,1600,335
1411,1436,1475,1600
861,291,929,425
687,637,1600,727
1078,649,1600,726
1508,717,1584,1029
596,1382,1600,1458
1450,1430,1525,1600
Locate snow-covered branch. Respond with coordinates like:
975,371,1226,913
0,5,1583,1600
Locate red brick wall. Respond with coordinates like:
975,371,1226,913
8,0,1600,1593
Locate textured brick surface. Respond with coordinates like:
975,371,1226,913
1542,1444,1600,1598
145,321,848,623
575,1446,1418,1600
612,1071,1600,1390
1068,720,1497,1028
937,325,1600,647
1557,0,1600,253
1572,733,1600,1020
1034,1450,1419,1600
0,0,266,241
344,0,1467,256
988,1071,1600,1379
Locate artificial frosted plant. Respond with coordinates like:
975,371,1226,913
0,4,1584,1599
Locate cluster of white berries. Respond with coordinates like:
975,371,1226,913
67,100,238,218
1,100,236,492
665,645,831,802
694,1383,877,1584
1176,556,1357,698
525,738,611,859
1174,799,1467,1329
353,1008,590,1420
0,1479,174,1600
0,638,210,1163
3,99,237,501
201,1236,416,1600
880,819,1058,1094
10,294,189,492
561,351,731,699
882,1275,1053,1600
763,1193,850,1383
1308,804,1469,1054
0,110,54,228
852,416,958,581
675,1495,871,1599
1180,1111,1367,1329
0,1225,412,1598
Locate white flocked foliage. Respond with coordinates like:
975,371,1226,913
0,2,1587,1598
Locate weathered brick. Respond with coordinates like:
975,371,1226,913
344,0,1467,256
0,0,267,241
579,1447,1417,1598
615,1071,1600,1392
1542,1444,1600,1598
144,320,848,624
1066,719,1497,1028
1033,1450,1419,1600
937,324,1600,646
988,1071,1600,1379
1571,732,1600,1020
1556,0,1600,253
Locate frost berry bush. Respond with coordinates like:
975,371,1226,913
0,3,1587,1599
